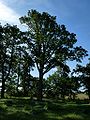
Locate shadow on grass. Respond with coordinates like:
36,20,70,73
0,107,48,120
0,98,90,120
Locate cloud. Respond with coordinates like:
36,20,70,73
0,1,20,25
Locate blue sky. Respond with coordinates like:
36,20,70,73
0,0,90,77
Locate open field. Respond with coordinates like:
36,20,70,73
76,93,89,100
0,98,90,120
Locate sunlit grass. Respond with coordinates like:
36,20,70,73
63,113,83,120
76,93,89,100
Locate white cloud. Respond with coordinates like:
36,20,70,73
0,1,20,25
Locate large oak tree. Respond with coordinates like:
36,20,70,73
20,10,87,100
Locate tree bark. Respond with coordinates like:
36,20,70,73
1,63,5,99
37,69,43,101
88,87,90,100
1,78,5,98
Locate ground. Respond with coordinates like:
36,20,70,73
0,97,90,120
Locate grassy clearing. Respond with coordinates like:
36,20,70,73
0,98,90,120
76,93,89,100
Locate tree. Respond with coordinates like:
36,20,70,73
0,24,21,98
21,49,34,96
20,10,87,101
74,60,90,99
45,66,80,100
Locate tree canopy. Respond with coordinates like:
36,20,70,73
19,10,87,100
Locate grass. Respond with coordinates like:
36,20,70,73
76,93,89,100
0,98,90,120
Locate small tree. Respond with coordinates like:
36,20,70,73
74,60,90,100
45,67,80,100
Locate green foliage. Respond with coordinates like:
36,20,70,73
20,9,87,100
74,59,90,99
45,70,80,99
0,10,88,100
0,24,22,98
0,23,34,98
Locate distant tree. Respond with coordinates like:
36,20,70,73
20,10,87,101
74,60,90,99
45,67,80,100
67,76,80,100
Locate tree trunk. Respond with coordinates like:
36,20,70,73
1,65,5,99
1,78,5,98
37,70,43,101
16,64,20,96
88,87,90,100
22,79,28,97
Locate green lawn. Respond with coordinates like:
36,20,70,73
0,98,90,120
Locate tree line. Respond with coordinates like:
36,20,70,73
0,9,89,101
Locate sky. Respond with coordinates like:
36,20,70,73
0,0,90,78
